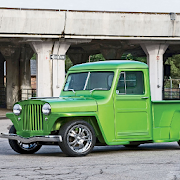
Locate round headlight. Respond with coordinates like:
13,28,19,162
42,103,51,115
13,104,22,116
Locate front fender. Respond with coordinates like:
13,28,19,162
48,112,109,144
6,113,19,131
48,112,99,131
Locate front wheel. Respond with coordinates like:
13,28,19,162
58,120,96,157
9,125,42,154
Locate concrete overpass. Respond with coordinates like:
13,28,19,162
0,8,180,108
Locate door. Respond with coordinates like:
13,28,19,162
115,70,152,140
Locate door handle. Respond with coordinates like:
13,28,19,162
141,97,149,99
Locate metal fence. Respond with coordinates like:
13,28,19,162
19,89,36,101
163,88,180,100
0,88,36,108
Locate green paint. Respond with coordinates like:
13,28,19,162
6,60,180,145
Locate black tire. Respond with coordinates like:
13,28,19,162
123,144,140,148
58,120,96,157
9,125,42,154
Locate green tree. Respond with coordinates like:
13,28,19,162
121,53,147,63
32,53,36,60
65,56,73,72
89,54,105,62
164,55,180,88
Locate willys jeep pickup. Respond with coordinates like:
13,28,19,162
1,60,180,156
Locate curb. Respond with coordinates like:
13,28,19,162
0,117,8,120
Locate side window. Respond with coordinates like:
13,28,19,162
116,71,144,95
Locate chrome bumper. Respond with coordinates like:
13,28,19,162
0,133,62,144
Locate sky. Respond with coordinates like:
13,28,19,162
0,0,180,13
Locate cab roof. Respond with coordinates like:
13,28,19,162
69,60,148,71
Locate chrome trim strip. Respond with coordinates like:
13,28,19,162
0,133,62,143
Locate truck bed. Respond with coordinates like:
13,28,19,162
152,100,180,142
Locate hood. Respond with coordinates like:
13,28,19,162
44,97,98,113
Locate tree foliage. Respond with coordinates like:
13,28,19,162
89,54,106,62
32,53,36,60
164,55,180,88
121,53,147,63
65,56,73,72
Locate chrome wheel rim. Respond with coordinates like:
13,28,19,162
17,141,38,151
67,124,92,153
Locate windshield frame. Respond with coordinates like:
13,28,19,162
63,71,114,92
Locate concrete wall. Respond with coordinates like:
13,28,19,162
0,9,65,34
65,12,176,37
0,9,179,38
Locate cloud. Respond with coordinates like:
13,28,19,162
0,0,179,12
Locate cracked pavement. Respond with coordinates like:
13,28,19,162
1,119,180,180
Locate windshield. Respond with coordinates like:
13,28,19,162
64,71,114,91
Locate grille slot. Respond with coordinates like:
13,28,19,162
23,104,43,131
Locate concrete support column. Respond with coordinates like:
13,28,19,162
52,42,70,96
20,45,34,100
31,41,70,97
0,47,21,109
141,44,168,101
31,41,53,97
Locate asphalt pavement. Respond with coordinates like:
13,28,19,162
1,113,180,180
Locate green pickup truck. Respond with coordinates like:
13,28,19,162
1,60,180,156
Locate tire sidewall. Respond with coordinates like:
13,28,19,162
59,120,96,157
9,125,41,154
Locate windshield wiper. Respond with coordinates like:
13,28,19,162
90,88,107,94
66,89,76,95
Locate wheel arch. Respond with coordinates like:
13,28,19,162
52,115,106,144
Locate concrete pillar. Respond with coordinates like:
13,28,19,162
100,48,124,60
31,41,53,97
52,42,70,96
20,45,34,100
31,41,70,97
141,44,168,101
0,46,21,109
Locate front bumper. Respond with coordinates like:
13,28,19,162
0,133,62,144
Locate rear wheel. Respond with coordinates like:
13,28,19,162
9,125,42,154
59,120,96,157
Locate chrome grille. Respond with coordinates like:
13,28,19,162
22,104,44,131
